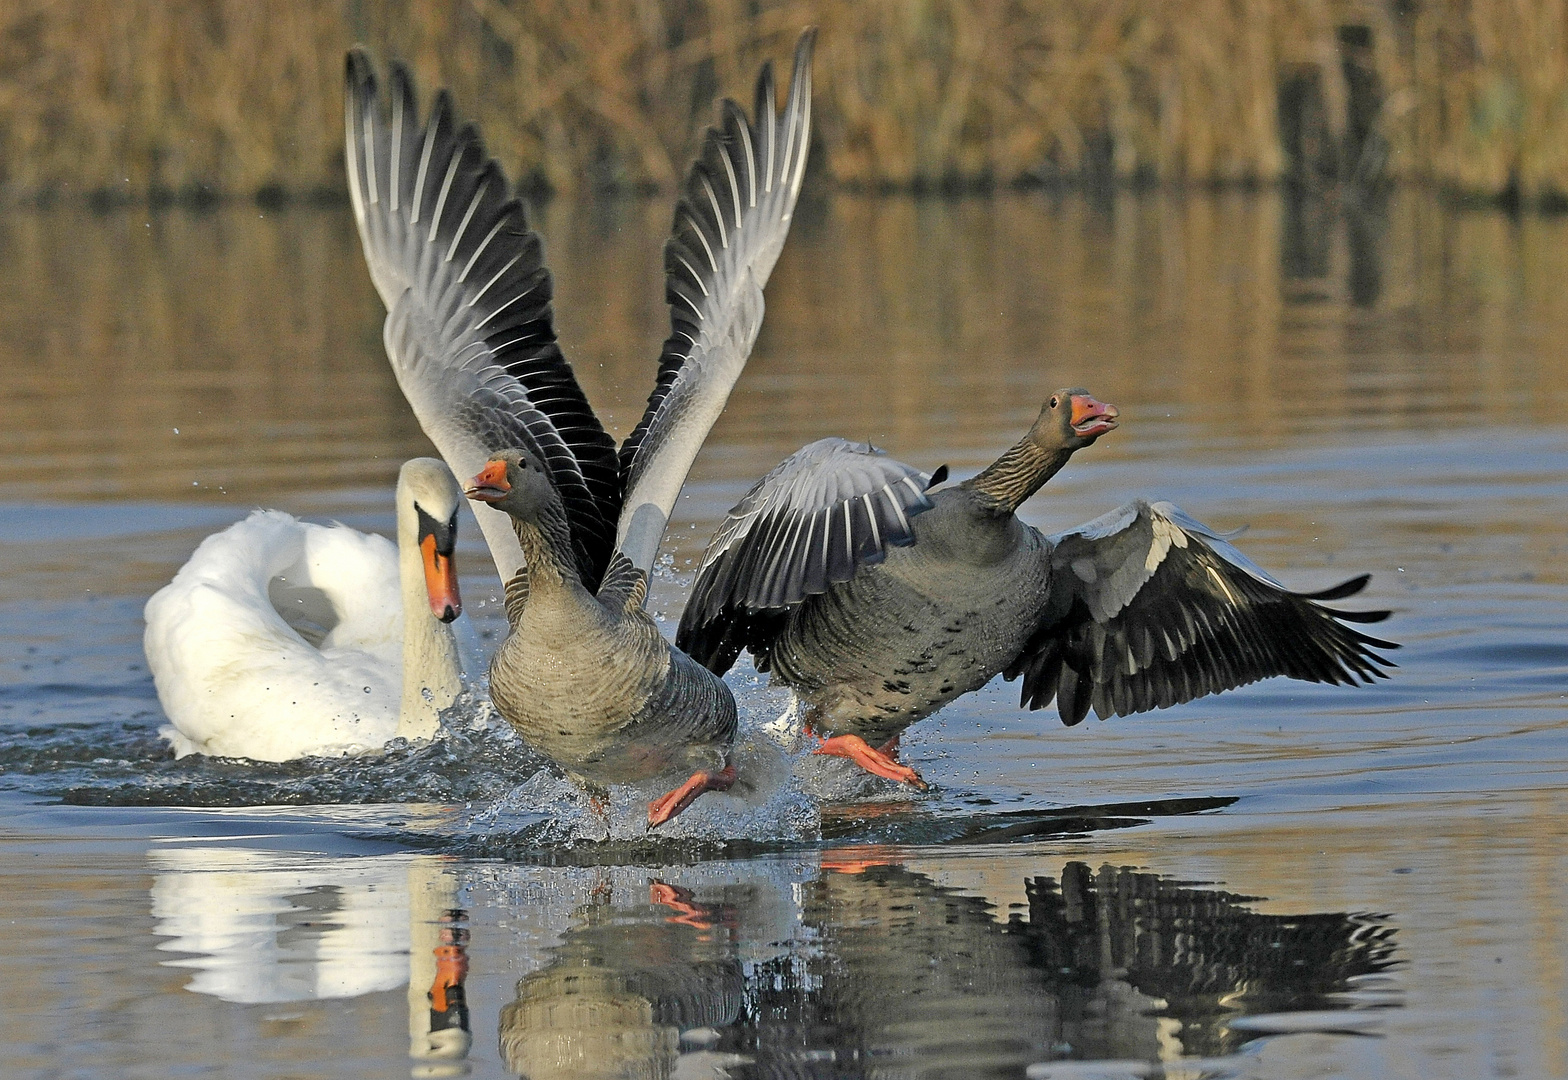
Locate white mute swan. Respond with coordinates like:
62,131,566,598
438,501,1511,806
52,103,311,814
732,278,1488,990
144,457,466,761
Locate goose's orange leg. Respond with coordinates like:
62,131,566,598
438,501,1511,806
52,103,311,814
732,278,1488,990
648,763,737,828
813,734,928,790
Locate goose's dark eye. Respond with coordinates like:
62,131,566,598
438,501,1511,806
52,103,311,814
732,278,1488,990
1050,396,1060,409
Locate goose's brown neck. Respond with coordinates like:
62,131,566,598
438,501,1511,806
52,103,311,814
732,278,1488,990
963,435,1073,514
511,499,581,590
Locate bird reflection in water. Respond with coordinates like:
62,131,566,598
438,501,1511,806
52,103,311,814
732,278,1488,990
412,908,473,1077
498,880,751,1080
775,854,1400,1072
147,847,1397,1076
497,856,1397,1078
1022,861,1398,1060
149,848,416,1003
148,850,474,1076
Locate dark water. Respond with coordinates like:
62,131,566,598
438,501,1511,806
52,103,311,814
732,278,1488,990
1,190,1566,1078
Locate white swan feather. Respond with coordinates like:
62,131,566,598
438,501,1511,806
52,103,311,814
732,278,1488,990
144,459,466,762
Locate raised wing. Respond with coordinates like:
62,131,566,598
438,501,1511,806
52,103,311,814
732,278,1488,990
677,437,941,673
1007,500,1397,725
615,29,817,575
345,50,619,588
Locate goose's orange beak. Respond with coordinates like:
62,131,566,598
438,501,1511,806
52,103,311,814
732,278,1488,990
1070,394,1119,439
464,460,510,503
421,535,462,623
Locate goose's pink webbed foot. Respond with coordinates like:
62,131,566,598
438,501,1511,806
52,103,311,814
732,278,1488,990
647,763,737,828
813,734,928,790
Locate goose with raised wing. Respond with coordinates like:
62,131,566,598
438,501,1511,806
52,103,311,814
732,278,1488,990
144,458,466,761
344,32,815,824
677,391,1397,788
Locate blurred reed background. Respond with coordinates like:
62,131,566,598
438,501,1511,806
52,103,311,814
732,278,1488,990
2,0,1568,205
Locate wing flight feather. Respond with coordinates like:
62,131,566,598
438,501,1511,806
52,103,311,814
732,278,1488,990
615,29,817,576
345,50,619,587
676,437,938,672
1005,500,1398,725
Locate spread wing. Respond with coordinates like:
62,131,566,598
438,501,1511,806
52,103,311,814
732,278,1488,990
1007,500,1397,725
676,437,941,674
614,29,817,576
345,50,620,588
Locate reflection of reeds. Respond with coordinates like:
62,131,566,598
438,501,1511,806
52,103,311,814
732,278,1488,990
4,1,1568,202
5,189,1568,511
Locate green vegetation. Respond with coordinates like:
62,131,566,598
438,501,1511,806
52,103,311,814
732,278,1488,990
3,0,1567,205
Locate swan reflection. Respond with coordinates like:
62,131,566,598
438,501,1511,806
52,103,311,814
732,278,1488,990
412,906,473,1075
148,848,472,1073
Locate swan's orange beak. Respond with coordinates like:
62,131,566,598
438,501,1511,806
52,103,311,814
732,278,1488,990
1070,394,1119,439
464,460,510,503
420,534,462,623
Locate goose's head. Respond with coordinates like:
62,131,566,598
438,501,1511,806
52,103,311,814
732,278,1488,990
464,448,561,523
1030,387,1119,450
398,458,463,623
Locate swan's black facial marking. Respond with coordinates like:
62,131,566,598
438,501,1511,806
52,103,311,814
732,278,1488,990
416,505,459,557
415,501,463,622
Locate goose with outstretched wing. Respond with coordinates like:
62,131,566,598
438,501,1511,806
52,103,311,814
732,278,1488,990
346,31,816,825
677,390,1396,788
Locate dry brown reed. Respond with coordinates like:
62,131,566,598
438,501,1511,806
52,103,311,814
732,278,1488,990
2,0,1568,203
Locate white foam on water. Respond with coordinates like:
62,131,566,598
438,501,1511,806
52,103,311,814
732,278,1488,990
456,695,827,844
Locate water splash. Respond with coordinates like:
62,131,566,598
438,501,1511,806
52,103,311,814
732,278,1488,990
454,697,823,847
1,691,543,809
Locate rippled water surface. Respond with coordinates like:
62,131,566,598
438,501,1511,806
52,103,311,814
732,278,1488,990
2,190,1566,1078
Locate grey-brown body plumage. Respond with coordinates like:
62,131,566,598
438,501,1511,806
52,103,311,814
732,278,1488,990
765,489,1052,745
489,569,735,787
484,487,735,790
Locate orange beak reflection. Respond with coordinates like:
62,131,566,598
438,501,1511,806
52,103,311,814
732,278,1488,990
420,533,462,623
464,460,510,503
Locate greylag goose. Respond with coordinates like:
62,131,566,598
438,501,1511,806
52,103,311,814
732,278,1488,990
344,32,816,824
677,391,1396,787
467,448,738,825
144,457,466,761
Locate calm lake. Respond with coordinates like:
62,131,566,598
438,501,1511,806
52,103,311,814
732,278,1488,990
1,189,1565,1079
